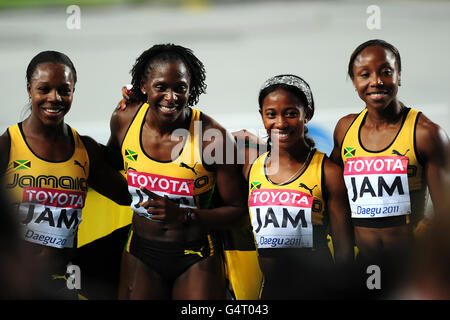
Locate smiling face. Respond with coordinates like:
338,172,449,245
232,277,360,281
260,88,307,149
351,45,401,111
27,62,75,127
141,59,190,123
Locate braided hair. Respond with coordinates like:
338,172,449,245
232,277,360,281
129,44,206,106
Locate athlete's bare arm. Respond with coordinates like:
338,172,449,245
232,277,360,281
415,113,450,219
141,113,247,227
330,114,358,167
135,112,248,228
232,129,267,179
191,113,248,227
0,131,10,174
81,135,131,206
103,101,143,171
323,158,354,265
107,101,142,150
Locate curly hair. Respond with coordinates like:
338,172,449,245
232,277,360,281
129,44,206,107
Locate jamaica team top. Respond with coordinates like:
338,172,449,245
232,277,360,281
121,103,215,219
248,149,328,250
340,107,427,228
4,123,90,248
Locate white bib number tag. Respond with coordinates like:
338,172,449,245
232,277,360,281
249,188,313,249
127,171,196,220
343,156,411,218
18,187,85,248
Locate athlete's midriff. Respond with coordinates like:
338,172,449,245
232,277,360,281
354,224,414,258
257,247,333,280
131,214,207,243
21,240,75,274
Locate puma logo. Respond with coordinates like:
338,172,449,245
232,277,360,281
299,183,318,195
184,247,204,257
392,149,409,156
180,162,197,175
74,160,88,174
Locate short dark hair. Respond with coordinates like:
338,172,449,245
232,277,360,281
347,39,401,79
130,44,206,107
26,51,77,84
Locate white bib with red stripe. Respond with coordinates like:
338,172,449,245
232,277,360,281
248,188,314,248
127,171,196,220
19,187,86,248
343,156,411,218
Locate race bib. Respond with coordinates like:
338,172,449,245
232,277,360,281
127,171,196,220
18,187,86,248
249,188,313,249
343,156,411,218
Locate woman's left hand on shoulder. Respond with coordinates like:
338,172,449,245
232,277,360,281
116,85,133,110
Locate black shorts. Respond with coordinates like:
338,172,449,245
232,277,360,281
127,231,216,284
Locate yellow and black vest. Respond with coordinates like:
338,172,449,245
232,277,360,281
340,107,427,227
121,103,215,219
121,104,265,299
4,123,90,248
248,149,328,250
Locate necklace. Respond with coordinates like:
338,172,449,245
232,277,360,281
266,148,313,185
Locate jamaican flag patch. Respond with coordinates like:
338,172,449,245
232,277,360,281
13,160,31,170
251,182,261,190
125,149,138,162
344,147,356,158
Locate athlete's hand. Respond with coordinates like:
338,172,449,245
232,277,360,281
139,187,188,224
116,85,133,111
